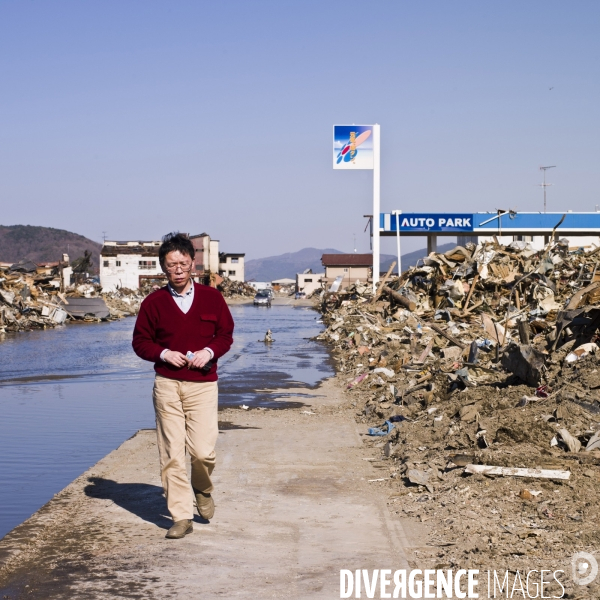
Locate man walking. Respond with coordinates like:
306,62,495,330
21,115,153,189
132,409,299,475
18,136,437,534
132,232,234,539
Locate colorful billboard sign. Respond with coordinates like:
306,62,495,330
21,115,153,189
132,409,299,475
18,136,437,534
333,125,374,169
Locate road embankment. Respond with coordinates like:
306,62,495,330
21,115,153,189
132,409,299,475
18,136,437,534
0,378,424,599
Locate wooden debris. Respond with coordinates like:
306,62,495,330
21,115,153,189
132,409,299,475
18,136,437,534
464,464,570,480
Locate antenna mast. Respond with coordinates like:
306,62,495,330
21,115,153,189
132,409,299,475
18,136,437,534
539,166,556,213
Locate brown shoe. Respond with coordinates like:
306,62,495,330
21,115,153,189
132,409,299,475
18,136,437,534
165,519,193,539
194,490,215,519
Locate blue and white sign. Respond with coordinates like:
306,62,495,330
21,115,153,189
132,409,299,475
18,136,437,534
381,211,600,236
384,213,474,232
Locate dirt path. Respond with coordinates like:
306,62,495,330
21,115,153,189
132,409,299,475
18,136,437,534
0,378,424,599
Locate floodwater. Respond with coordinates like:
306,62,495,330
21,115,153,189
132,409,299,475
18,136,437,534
0,303,332,539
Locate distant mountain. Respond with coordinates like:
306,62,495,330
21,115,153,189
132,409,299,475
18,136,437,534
245,247,343,281
0,225,102,271
245,243,457,282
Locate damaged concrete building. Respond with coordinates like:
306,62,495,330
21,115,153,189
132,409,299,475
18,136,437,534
99,233,244,292
218,252,245,282
99,241,163,292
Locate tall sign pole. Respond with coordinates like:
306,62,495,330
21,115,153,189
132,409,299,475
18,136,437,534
393,209,402,278
333,124,376,289
372,124,380,293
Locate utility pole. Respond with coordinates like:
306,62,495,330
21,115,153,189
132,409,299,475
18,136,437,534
102,231,107,243
363,215,373,250
539,166,556,213
392,210,402,277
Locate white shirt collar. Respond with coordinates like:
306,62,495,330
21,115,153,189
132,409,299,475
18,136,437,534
167,282,194,298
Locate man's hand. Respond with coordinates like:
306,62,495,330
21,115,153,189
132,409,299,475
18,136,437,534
188,349,212,370
163,350,188,368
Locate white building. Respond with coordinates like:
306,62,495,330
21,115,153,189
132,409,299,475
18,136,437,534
296,272,324,296
218,253,245,282
100,241,162,292
272,278,295,286
100,235,245,291
247,281,271,291
272,278,295,293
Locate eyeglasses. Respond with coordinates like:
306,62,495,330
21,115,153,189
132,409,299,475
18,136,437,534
164,263,193,273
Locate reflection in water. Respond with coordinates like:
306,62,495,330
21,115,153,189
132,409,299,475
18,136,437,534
0,304,332,539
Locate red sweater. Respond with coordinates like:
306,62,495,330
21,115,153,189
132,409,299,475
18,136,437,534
132,283,234,382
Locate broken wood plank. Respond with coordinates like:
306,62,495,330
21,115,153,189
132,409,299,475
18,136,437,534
383,286,416,311
426,322,467,350
464,464,570,480
372,262,396,303
565,281,600,310
415,339,434,364
460,299,483,316
402,373,433,394
481,313,506,346
518,319,531,345
463,273,479,309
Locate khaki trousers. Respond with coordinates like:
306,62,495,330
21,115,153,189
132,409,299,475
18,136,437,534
152,375,218,522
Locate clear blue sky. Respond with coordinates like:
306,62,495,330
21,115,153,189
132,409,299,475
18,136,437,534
1,1,599,259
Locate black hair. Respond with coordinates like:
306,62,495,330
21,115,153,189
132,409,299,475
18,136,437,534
159,232,195,265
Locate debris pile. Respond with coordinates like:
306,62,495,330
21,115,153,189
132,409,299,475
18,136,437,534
277,284,295,296
0,262,71,332
217,277,256,298
101,287,144,317
0,261,145,332
318,239,600,581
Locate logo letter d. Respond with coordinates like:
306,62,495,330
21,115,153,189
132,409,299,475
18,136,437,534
341,570,354,598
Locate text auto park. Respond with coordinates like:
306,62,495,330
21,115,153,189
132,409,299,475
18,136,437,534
381,213,476,234
393,214,473,232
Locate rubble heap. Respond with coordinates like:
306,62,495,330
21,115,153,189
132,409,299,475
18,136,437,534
318,239,600,587
0,261,145,332
101,287,144,317
217,276,256,298
0,264,258,333
0,262,71,332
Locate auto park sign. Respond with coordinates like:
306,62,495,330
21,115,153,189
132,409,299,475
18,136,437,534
390,213,474,233
383,211,600,237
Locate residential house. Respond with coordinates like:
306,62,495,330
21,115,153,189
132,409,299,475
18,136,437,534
100,241,163,291
218,252,245,282
296,271,324,296
321,254,372,288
